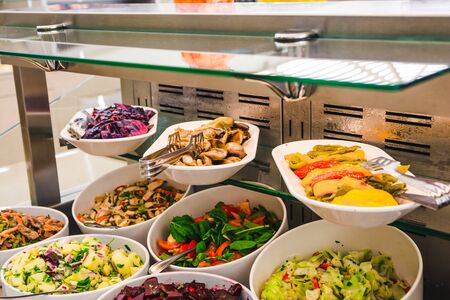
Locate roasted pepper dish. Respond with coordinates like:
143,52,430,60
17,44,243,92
171,117,251,166
77,179,185,227
285,145,407,207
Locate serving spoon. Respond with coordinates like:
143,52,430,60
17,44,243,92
148,247,196,274
0,290,79,298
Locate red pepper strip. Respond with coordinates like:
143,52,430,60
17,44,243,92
320,262,332,270
158,240,179,251
216,241,231,257
194,215,207,223
313,277,319,289
310,170,365,187
178,240,197,258
293,160,338,179
282,272,289,281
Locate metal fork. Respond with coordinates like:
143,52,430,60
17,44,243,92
139,132,182,165
362,156,450,209
139,132,204,178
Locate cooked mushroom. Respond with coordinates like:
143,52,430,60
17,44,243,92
229,129,245,144
181,154,197,166
147,179,165,191
199,154,213,166
223,142,246,159
234,122,249,131
203,148,228,160
223,157,242,164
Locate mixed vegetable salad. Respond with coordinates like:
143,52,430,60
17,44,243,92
285,145,407,207
78,179,185,227
0,210,64,250
262,249,409,300
4,237,143,294
69,103,156,140
157,200,281,268
113,277,243,300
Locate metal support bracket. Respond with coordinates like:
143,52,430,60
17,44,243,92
22,23,69,72
244,78,312,102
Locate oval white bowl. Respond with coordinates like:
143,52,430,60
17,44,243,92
0,234,150,300
147,185,288,286
73,163,192,245
250,220,423,300
0,206,69,267
61,106,158,156
98,272,257,300
272,139,421,227
142,120,260,185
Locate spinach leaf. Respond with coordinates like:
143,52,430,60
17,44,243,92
210,208,227,224
169,215,197,242
230,240,257,251
198,219,210,237
221,223,241,235
254,231,274,245
193,252,207,267
196,241,206,253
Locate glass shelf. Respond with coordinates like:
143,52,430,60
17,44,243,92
0,25,449,91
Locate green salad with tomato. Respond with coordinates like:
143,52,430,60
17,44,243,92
157,200,281,268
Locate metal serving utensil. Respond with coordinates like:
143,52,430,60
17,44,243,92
148,247,196,274
362,156,450,209
139,132,204,179
0,290,79,298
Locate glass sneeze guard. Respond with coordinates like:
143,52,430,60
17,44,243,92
0,26,449,91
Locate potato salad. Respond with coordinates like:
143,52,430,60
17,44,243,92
4,237,143,294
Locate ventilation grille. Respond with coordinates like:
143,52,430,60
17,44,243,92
323,129,363,141
384,139,431,156
197,109,224,120
324,104,363,119
196,88,224,101
239,116,271,129
159,84,183,95
239,93,270,107
385,111,432,128
159,103,184,116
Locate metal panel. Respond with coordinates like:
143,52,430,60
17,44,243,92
12,66,60,206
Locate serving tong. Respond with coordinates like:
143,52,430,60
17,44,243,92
139,131,205,178
362,157,450,210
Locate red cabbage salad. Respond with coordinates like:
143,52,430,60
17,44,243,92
113,277,243,300
74,103,156,139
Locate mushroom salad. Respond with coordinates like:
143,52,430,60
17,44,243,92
172,117,250,166
78,179,185,227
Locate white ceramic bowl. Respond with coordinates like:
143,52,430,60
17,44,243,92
98,272,257,300
272,139,422,228
0,206,69,267
147,185,288,286
0,234,150,300
73,163,192,245
61,106,158,156
250,220,423,300
143,120,260,185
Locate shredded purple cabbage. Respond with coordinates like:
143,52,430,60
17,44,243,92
113,277,242,300
82,103,155,139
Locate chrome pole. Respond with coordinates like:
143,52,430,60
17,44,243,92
12,66,60,206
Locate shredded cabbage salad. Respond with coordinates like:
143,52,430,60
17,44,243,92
261,249,409,300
